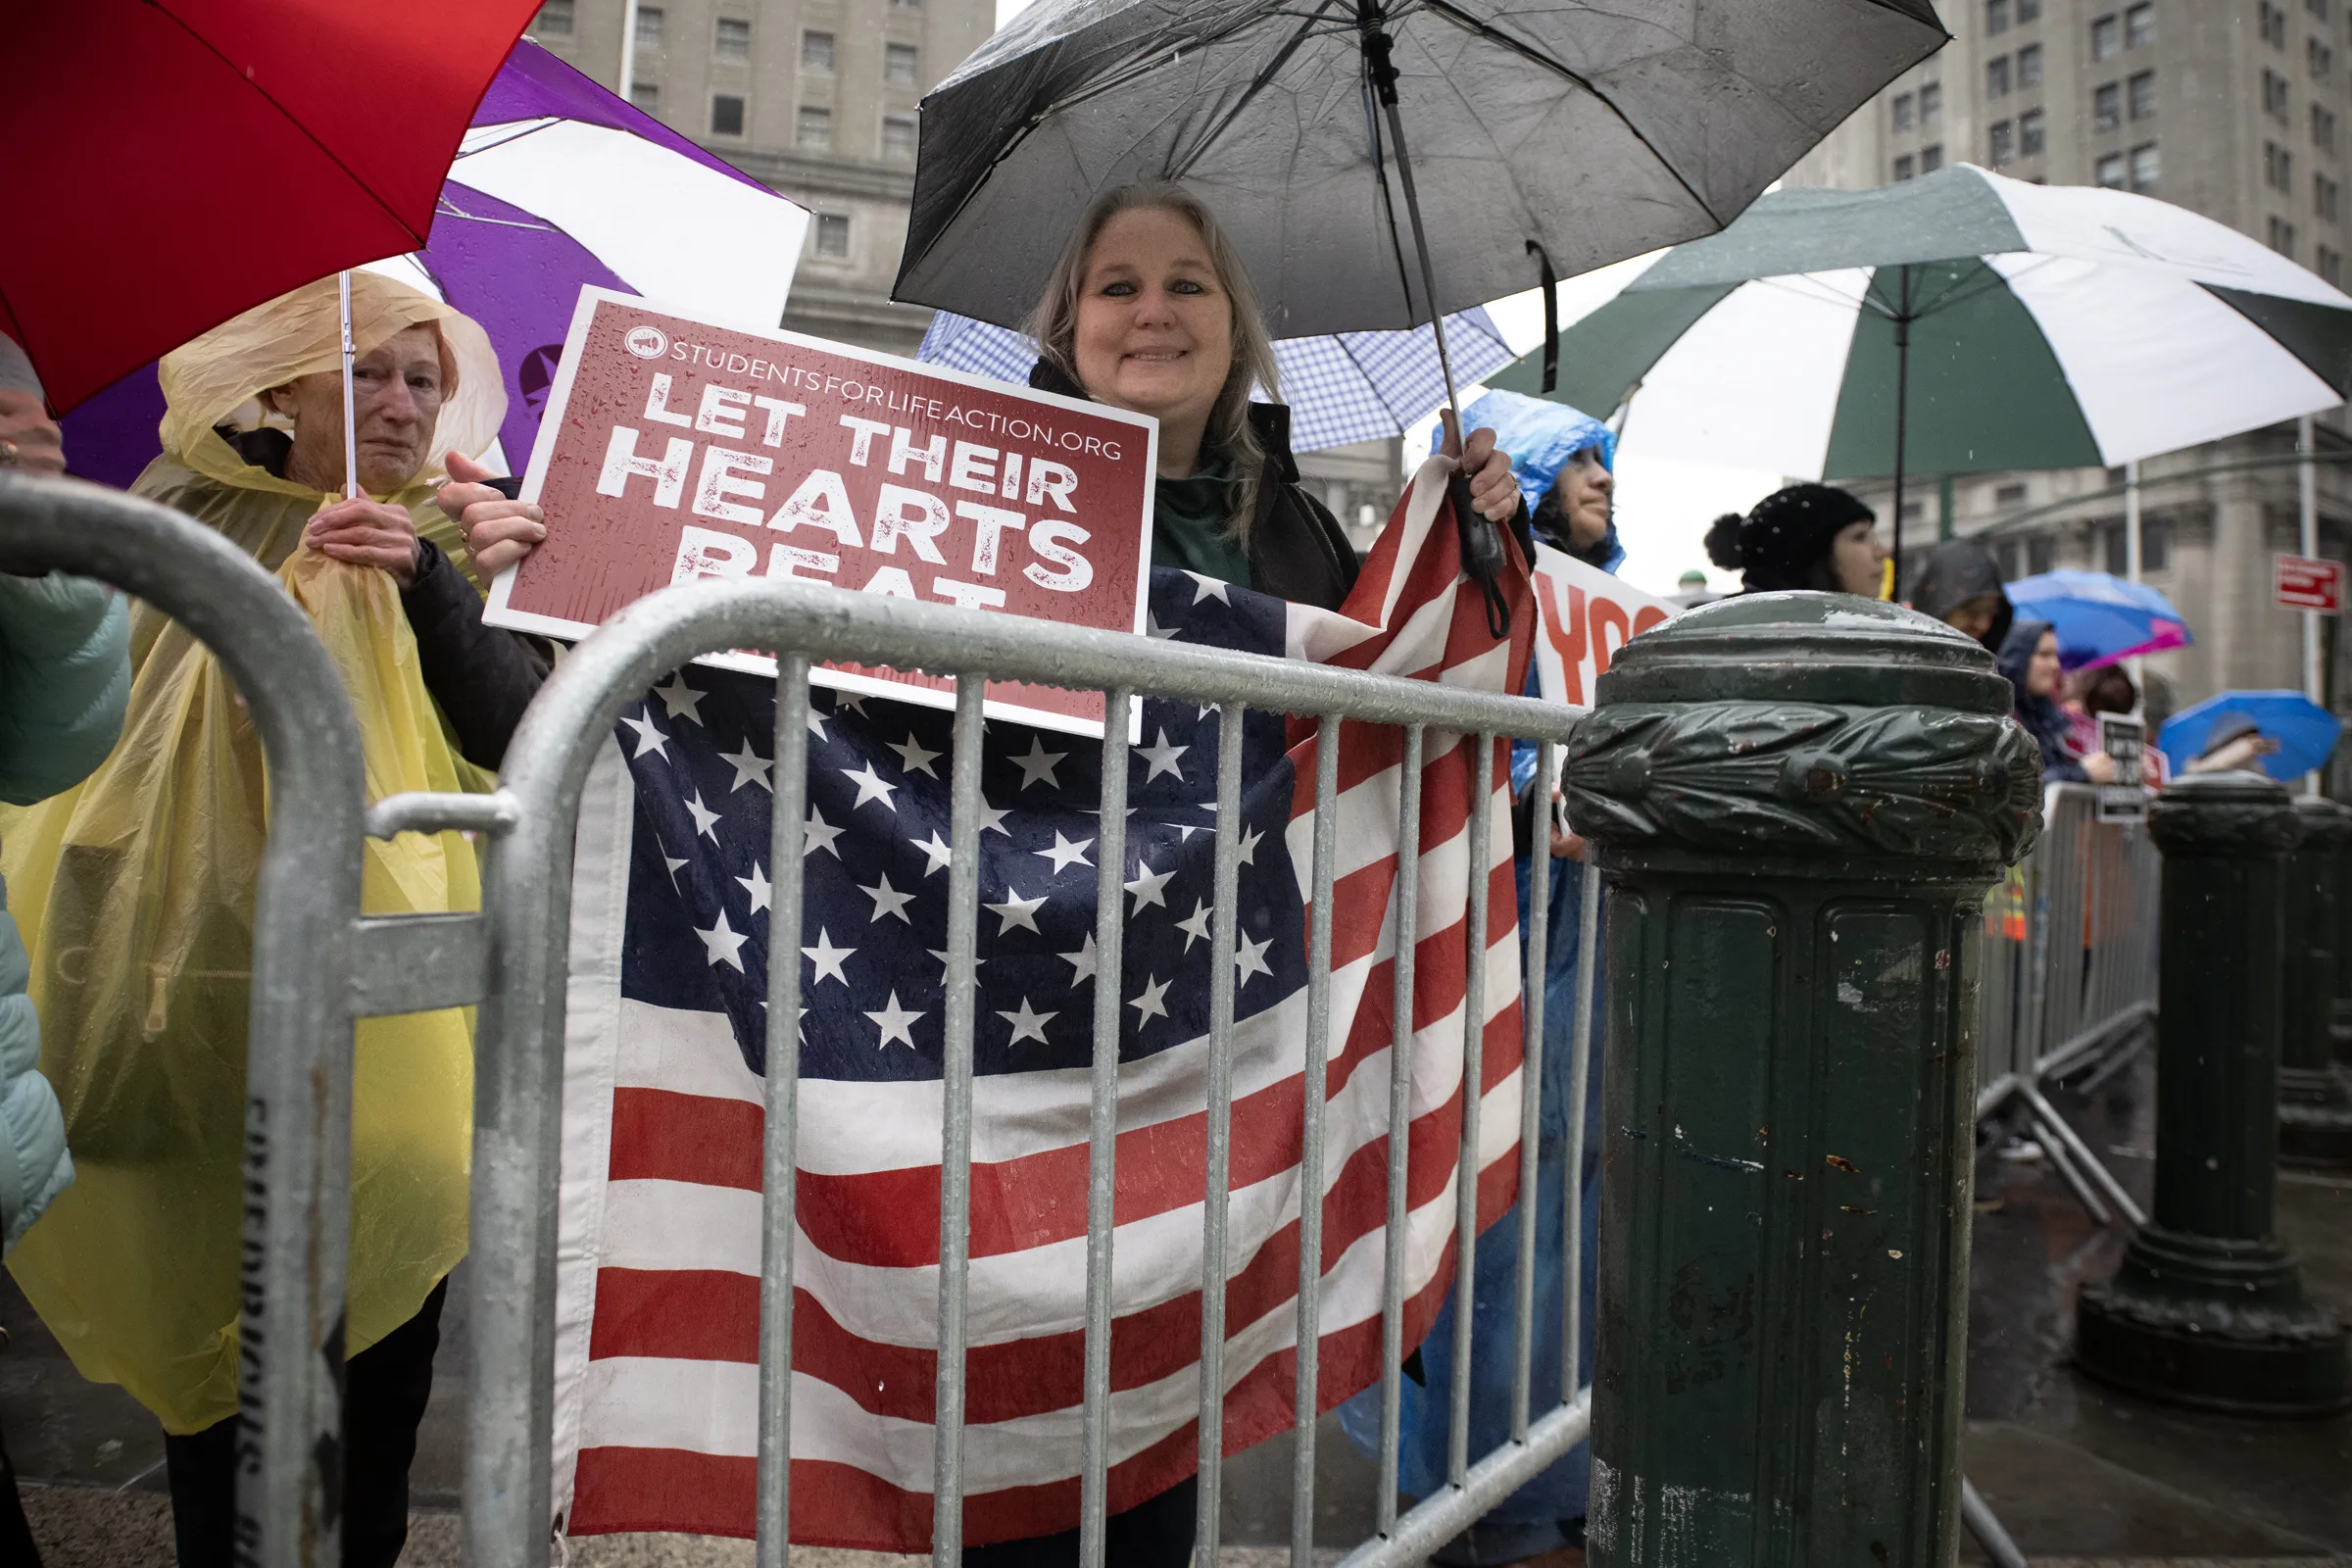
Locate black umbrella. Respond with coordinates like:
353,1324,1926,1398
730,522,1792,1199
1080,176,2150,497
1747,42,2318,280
896,0,1945,618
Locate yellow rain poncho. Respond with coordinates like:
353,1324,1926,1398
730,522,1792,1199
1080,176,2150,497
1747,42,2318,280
2,272,505,1433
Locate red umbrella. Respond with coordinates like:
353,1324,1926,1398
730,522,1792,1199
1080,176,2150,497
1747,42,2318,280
3,0,545,414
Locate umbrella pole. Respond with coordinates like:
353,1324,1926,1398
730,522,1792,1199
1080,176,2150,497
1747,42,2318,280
1889,264,1912,599
339,270,360,500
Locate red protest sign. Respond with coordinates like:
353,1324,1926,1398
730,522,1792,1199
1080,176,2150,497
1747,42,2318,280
488,288,1157,734
1529,542,1677,709
2275,553,2344,614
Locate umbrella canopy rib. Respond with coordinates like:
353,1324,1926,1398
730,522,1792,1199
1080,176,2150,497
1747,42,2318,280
1166,1,1348,181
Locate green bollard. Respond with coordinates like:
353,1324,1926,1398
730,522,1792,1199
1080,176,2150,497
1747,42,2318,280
1563,595,2042,1567
2280,798,2352,1168
2075,773,2352,1415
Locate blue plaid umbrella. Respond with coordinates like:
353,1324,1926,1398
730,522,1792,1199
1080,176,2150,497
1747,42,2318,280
916,308,1515,455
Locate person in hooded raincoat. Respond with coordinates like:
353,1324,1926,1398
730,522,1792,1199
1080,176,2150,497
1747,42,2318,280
1996,618,2117,786
0,272,540,1568
1906,538,2013,653
1334,389,1615,1568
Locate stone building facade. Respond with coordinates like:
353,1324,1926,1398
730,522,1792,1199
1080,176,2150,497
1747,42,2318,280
1785,0,2352,741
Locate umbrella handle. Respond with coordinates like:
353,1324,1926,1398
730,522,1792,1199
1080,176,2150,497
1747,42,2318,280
1450,470,1510,640
339,270,360,501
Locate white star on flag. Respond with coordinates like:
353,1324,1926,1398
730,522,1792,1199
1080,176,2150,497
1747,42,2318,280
1060,931,1098,987
858,872,916,924
1176,900,1212,952
802,928,855,987
1128,973,1171,1026
986,888,1049,935
998,997,1056,1045
913,831,954,876
806,706,829,740
653,674,708,725
662,853,688,889
1146,612,1180,640
684,791,722,842
1135,728,1189,782
619,709,669,760
926,948,985,982
718,741,771,793
1239,825,1263,866
835,692,868,714
1125,858,1175,913
737,861,771,913
890,733,943,778
1236,932,1274,987
1033,831,1094,874
804,807,846,858
1009,737,1066,790
865,991,922,1050
1183,571,1231,605
979,799,1012,836
695,908,749,971
841,761,900,811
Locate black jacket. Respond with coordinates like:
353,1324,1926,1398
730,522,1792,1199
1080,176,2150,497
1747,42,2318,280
1026,360,1361,612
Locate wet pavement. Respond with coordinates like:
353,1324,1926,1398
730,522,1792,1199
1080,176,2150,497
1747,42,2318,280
5,1043,2346,1564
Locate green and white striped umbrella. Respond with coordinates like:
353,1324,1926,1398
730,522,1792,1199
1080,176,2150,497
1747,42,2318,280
1491,163,2352,486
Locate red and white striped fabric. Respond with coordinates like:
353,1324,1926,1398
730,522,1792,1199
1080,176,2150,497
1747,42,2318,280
549,453,1537,1549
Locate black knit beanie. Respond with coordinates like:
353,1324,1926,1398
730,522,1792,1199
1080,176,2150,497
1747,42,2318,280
1703,483,1876,594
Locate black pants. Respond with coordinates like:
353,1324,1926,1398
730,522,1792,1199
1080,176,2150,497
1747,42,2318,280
964,1475,1197,1568
165,1278,446,1568
0,1421,39,1567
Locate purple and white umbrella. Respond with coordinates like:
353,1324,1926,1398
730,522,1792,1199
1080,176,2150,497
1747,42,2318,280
916,308,1516,455
64,42,808,489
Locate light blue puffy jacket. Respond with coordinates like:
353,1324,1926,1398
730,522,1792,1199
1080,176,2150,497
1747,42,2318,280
0,568,130,1256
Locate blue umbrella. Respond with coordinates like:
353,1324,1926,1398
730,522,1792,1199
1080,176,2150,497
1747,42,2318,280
2158,690,2343,780
2005,569,2192,671
916,308,1515,455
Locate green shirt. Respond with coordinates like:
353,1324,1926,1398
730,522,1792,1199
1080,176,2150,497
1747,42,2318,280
1150,460,1252,591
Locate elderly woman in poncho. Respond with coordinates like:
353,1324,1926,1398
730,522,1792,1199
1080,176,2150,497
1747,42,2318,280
1,272,541,1568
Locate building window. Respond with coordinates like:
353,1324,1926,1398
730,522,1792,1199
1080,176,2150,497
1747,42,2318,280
1922,142,1945,172
2321,244,2345,285
2313,0,2333,18
801,29,834,71
885,42,921,84
532,0,572,35
1894,153,1917,180
2132,141,2161,190
2124,0,2152,44
1990,120,2015,164
1996,482,2029,507
883,112,919,161
628,80,660,111
796,105,832,149
1994,538,2021,580
2019,43,2043,86
2262,0,2289,45
710,93,746,137
2018,0,2042,20
1987,0,2010,33
2091,13,2121,59
892,0,924,9
2265,69,2293,120
1919,83,1942,128
2272,214,2301,255
2129,70,2156,118
2096,151,2127,187
635,5,663,46
2316,103,2340,153
715,17,752,61
2313,37,2335,78
2321,172,2343,221
2268,139,2296,190
2028,535,2056,575
1892,91,1915,132
2094,81,2122,128
2020,108,2046,156
815,213,852,258
1987,56,2012,97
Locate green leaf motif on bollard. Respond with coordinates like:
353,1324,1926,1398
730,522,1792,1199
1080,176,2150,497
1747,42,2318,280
1567,593,2044,1568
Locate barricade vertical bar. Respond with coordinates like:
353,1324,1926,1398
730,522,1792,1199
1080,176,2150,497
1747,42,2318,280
1196,703,1248,1564
1447,732,1497,1486
1080,688,1134,1568
1511,742,1554,1441
1375,725,1427,1537
932,674,990,1564
757,661,811,1568
1292,712,1343,1566
1562,866,1599,1402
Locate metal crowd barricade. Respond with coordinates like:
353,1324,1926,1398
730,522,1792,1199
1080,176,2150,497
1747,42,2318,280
10,474,1596,1567
1972,782,2162,1226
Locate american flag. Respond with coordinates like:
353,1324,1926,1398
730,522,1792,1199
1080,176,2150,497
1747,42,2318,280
548,460,1535,1549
